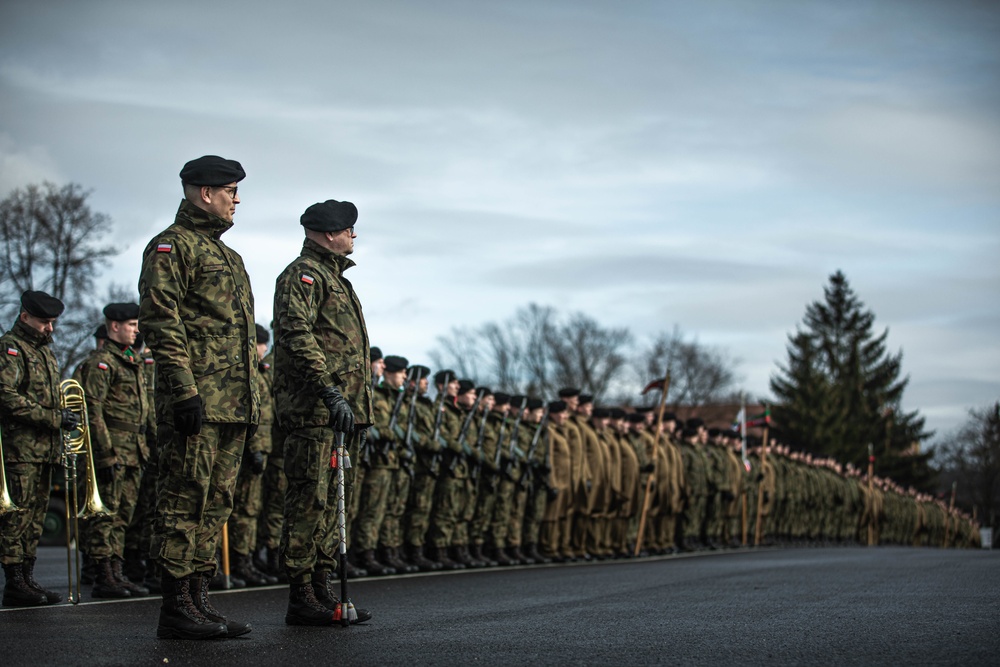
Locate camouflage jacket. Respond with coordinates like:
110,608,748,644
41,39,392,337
370,382,405,469
75,343,152,468
272,239,373,430
138,199,260,426
0,320,62,463
247,359,275,455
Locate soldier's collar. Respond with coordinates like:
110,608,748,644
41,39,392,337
302,238,357,272
175,199,235,238
12,319,52,347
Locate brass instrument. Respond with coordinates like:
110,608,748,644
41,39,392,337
59,379,110,604
0,423,25,515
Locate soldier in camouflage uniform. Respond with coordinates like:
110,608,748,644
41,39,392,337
227,323,278,587
520,397,552,564
400,365,442,571
450,380,488,567
0,291,78,607
139,156,259,639
256,346,289,580
272,198,373,626
77,302,152,598
469,388,500,566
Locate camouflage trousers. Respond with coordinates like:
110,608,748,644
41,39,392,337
522,477,547,547
403,471,437,548
428,474,467,548
489,477,517,548
83,464,142,560
470,475,497,546
354,466,392,551
281,427,358,584
151,422,247,579
379,467,411,549
256,454,286,552
228,458,264,556
124,455,157,556
0,461,52,565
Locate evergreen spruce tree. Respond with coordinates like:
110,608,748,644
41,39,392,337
770,271,934,490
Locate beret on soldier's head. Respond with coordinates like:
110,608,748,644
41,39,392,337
408,364,431,381
686,417,705,429
610,408,625,419
370,347,383,362
383,355,409,373
558,387,580,399
476,386,492,397
179,155,246,186
628,413,646,424
578,394,593,406
301,199,358,232
94,324,108,340
457,379,476,395
434,369,455,386
708,427,721,437
103,302,139,322
255,323,270,345
21,290,64,319
526,397,544,410
592,407,610,419
548,400,568,414
492,392,510,406
682,427,698,439
635,406,654,414
509,395,527,409
662,411,677,422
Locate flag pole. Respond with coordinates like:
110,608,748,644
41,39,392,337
753,405,769,546
634,372,670,557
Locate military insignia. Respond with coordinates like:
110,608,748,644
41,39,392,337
144,358,155,365
263,363,271,370
97,362,109,370
6,348,18,356
156,243,173,253
300,274,315,285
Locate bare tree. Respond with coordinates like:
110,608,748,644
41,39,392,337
0,182,117,374
936,402,1000,545
631,326,739,408
547,312,632,401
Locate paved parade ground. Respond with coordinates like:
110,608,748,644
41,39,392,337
1,546,997,666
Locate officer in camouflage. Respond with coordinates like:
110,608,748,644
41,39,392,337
139,155,259,640
272,198,373,626
0,291,79,607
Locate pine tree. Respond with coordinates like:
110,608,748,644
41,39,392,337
770,271,934,490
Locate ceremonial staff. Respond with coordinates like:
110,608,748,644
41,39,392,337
334,431,357,626
635,372,670,557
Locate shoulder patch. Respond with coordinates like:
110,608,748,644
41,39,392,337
262,362,271,370
97,362,109,370
156,243,173,253
6,348,18,356
300,274,315,285
144,358,155,365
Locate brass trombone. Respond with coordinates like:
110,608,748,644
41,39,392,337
0,423,25,516
59,379,110,604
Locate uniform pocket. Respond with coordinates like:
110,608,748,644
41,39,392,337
188,336,241,380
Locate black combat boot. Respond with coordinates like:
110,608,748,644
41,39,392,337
209,569,246,590
232,553,271,587
510,545,536,565
264,549,289,583
112,556,150,596
22,557,61,603
451,545,476,568
191,574,251,637
92,558,131,599
346,548,369,578
285,581,337,626
310,569,373,624
384,547,418,574
406,544,440,572
123,548,146,583
524,543,550,564
80,553,96,585
144,559,162,594
470,544,497,567
360,549,396,576
431,546,465,571
491,546,515,566
156,575,227,640
2,563,47,607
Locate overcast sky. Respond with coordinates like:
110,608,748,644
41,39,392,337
1,0,998,444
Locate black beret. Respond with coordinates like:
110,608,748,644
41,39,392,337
457,379,476,395
476,387,492,397
103,302,139,322
408,365,431,381
255,323,270,345
21,290,64,319
301,199,358,232
548,400,568,414
509,395,527,409
708,427,721,437
370,347,383,362
434,370,455,386
686,417,705,429
610,408,625,419
592,407,610,419
635,406,654,414
180,155,246,186
662,412,678,422
383,355,409,373
526,397,544,410
558,387,580,398
682,427,699,439
628,413,646,424
578,394,593,405
492,392,510,406
94,324,108,340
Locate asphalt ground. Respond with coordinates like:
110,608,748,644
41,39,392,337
1,546,997,666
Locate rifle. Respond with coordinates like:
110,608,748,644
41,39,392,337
471,399,491,483
429,383,449,476
400,368,423,478
450,390,485,476
493,414,509,469
503,399,525,481
521,407,550,490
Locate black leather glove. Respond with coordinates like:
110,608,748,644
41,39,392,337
60,409,80,431
173,395,203,437
96,465,116,486
318,385,354,434
249,450,266,475
246,423,258,442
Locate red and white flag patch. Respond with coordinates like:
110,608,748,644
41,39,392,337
97,362,109,370
156,243,172,253
144,358,155,365
6,348,18,356
300,274,315,285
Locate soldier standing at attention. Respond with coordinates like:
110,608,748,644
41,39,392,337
77,302,151,599
139,155,259,639
272,199,373,626
0,290,78,607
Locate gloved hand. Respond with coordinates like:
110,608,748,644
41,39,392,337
96,465,116,486
318,385,354,434
173,395,203,436
60,409,80,431
357,427,368,451
249,450,266,475
246,423,258,442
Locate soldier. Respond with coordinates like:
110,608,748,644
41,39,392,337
256,342,289,581
227,323,278,587
427,374,473,567
540,400,572,560
400,364,442,571
468,388,500,566
272,198,374,626
370,347,384,392
518,397,549,564
77,302,151,598
0,290,78,607
451,380,487,567
573,395,607,558
139,155,259,639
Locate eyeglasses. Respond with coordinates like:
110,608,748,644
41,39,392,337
216,185,238,198
344,226,355,236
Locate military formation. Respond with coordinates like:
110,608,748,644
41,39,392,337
0,156,980,640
